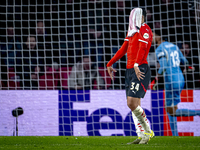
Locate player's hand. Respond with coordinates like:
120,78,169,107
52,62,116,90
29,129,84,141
150,77,159,90
134,66,145,81
107,66,117,80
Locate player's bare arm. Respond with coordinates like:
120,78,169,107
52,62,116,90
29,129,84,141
107,66,117,80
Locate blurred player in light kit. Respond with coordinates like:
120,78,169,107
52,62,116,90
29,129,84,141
107,8,154,144
151,33,200,136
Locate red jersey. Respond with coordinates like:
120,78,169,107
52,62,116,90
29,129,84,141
107,23,153,69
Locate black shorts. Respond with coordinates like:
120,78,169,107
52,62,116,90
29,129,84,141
125,64,151,98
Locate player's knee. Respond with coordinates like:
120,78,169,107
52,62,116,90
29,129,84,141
127,101,136,111
127,97,139,111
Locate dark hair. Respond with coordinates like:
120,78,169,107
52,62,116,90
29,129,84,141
142,8,146,22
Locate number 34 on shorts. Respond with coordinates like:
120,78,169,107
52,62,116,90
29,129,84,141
130,82,140,92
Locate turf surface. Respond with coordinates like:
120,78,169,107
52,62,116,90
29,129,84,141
0,136,199,150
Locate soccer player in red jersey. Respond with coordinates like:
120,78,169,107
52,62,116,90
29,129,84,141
107,8,154,144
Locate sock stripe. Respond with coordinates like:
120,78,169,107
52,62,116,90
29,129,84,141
141,110,145,117
133,106,151,133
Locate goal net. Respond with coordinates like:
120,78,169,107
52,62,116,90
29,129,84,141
0,0,200,136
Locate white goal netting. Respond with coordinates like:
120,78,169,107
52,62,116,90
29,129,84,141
0,0,200,136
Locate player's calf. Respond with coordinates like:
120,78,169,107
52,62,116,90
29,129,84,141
132,105,151,133
127,97,140,111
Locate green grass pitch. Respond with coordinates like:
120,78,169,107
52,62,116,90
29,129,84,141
0,136,200,150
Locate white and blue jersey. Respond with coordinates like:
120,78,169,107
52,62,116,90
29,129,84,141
155,42,188,106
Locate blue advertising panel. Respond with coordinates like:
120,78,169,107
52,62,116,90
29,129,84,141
59,90,164,136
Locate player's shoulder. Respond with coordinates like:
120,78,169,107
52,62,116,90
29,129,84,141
140,23,152,34
156,42,176,53
139,23,153,39
155,43,165,52
155,44,166,58
162,42,178,50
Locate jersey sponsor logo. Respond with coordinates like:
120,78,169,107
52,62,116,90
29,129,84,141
143,33,149,39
